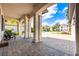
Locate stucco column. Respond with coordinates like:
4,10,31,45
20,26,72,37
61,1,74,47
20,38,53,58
38,15,42,42
24,16,29,39
0,7,5,41
1,15,5,31
33,14,42,43
17,21,19,34
28,18,31,38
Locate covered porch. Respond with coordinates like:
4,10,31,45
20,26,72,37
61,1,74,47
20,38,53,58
0,3,78,56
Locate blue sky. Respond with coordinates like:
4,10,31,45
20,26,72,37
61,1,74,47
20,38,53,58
42,3,68,26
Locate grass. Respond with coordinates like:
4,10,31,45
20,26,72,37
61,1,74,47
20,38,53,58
42,31,69,35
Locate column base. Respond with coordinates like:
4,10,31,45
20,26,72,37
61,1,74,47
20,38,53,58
75,53,79,56
32,41,36,43
32,39,41,43
24,37,29,39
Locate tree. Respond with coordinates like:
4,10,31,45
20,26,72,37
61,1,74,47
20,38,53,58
66,9,71,34
42,26,44,31
31,27,34,32
52,22,60,31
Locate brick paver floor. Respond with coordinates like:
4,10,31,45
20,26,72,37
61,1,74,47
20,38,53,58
0,32,76,56
0,37,72,56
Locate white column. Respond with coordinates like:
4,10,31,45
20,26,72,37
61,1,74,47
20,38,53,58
38,15,42,42
0,4,5,41
28,18,31,38
19,19,24,36
1,15,5,31
24,16,29,39
33,14,42,43
17,21,19,34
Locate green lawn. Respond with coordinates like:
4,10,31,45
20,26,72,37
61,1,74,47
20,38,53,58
42,31,69,34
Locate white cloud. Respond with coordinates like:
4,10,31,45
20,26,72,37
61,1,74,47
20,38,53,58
42,22,48,26
47,4,58,14
51,18,68,26
51,19,60,26
59,19,68,25
42,13,53,19
42,4,58,19
62,7,68,13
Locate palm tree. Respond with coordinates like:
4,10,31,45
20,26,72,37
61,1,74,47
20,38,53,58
66,9,71,34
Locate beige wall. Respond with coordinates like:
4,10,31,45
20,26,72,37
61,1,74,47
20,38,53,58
0,4,1,41
0,14,1,41
71,6,76,55
76,4,79,55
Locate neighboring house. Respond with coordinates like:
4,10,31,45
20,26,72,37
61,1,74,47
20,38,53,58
59,24,68,32
48,24,68,32
49,27,53,31
42,25,50,32
5,24,17,32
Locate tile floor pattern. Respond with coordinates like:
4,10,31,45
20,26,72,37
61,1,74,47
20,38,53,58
0,38,72,56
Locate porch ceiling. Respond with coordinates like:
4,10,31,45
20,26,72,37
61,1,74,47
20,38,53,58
1,3,36,19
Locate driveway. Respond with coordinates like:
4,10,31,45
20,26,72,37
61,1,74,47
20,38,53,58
42,32,76,55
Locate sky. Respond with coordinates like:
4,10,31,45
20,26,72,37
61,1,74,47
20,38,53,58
42,3,68,26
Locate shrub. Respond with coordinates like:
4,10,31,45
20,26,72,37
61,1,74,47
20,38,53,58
3,29,19,41
4,29,13,40
31,27,34,32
